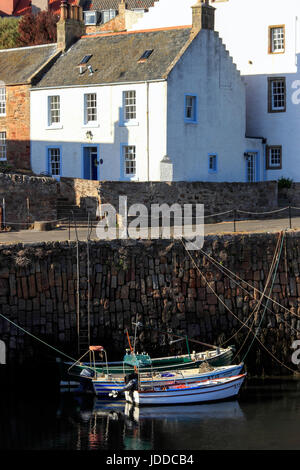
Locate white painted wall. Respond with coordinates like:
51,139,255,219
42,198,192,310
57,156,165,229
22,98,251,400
129,0,194,31
212,0,300,181
167,29,263,182
213,0,300,76
30,81,167,181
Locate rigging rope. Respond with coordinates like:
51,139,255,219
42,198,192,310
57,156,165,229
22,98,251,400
199,240,300,321
232,232,282,361
180,235,298,374
241,231,285,362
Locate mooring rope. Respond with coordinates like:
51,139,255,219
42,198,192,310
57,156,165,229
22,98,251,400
241,232,285,362
0,311,77,362
180,236,298,374
199,241,300,321
230,232,283,360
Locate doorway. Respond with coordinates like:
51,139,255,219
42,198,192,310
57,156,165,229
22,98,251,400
245,152,259,182
83,146,99,180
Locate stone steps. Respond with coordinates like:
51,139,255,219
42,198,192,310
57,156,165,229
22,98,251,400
56,198,97,225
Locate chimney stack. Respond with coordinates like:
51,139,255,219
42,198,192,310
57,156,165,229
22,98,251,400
191,0,215,34
57,1,85,52
118,0,126,15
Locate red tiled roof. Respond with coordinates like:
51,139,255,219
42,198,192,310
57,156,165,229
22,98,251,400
13,0,31,16
48,0,78,15
13,0,78,16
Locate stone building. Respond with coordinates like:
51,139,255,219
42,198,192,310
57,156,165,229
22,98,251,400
81,0,157,34
30,0,262,182
0,44,60,169
0,0,78,16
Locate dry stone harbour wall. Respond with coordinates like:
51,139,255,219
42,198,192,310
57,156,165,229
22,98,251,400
0,231,300,375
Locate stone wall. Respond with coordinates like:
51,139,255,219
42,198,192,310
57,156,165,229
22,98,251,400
279,183,300,207
59,179,278,220
0,173,58,226
98,181,278,217
59,177,100,210
0,231,300,376
0,85,31,170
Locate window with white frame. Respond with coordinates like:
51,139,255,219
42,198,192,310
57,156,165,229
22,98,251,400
266,145,282,169
101,9,117,24
185,95,197,122
84,93,97,123
48,95,60,125
0,88,6,116
268,78,286,112
84,11,98,25
123,90,136,122
0,132,6,160
123,145,136,177
269,26,285,53
48,148,61,176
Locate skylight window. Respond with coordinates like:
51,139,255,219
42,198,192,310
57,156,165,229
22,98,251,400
138,50,154,62
79,55,92,65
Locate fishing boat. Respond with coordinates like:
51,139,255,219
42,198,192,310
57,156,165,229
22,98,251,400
63,344,235,383
124,374,247,407
91,362,244,396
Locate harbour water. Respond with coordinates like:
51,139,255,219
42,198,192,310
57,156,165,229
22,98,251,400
1,377,300,450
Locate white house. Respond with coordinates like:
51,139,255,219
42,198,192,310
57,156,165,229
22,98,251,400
134,0,300,182
211,0,300,182
30,0,263,182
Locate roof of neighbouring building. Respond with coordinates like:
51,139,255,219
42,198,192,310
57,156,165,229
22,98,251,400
13,0,78,16
82,0,156,11
34,26,192,88
0,43,58,85
13,0,31,15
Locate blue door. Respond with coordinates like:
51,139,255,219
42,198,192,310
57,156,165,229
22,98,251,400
83,146,98,180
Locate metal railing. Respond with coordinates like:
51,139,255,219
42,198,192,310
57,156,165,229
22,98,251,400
2,203,300,235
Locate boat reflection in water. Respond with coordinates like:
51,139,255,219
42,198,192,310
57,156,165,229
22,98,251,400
122,399,245,423
55,395,245,450
82,397,245,450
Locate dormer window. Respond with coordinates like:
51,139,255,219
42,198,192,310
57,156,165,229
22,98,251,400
101,9,117,24
84,11,98,25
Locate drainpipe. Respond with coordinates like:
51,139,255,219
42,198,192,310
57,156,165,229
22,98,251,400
296,16,298,67
263,140,267,181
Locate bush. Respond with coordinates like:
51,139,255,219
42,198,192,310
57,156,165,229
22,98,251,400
0,17,20,49
278,177,293,189
18,11,59,47
0,163,14,174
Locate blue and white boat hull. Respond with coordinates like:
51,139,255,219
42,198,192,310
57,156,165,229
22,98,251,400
125,374,246,406
92,363,244,396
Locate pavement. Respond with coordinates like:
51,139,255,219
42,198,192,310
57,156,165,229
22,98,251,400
0,216,299,245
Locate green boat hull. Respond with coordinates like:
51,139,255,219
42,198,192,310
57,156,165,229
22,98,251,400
63,347,235,380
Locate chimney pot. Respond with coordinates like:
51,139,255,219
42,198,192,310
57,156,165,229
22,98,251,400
57,1,85,51
191,0,215,34
60,1,68,21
